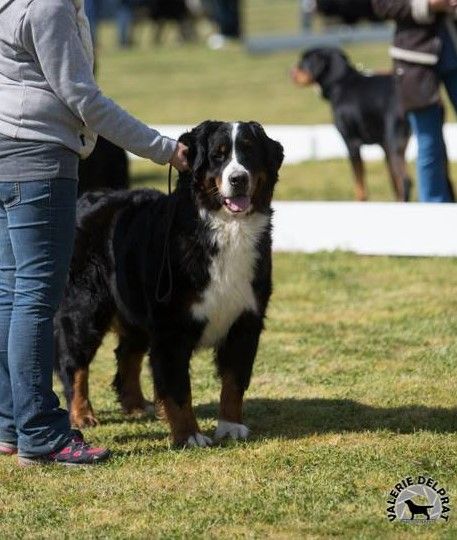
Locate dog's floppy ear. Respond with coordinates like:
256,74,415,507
179,120,222,180
248,121,284,173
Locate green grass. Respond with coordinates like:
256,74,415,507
1,253,457,538
96,28,393,125
2,14,457,538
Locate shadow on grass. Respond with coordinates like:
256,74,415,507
91,399,457,455
195,399,457,438
96,410,159,426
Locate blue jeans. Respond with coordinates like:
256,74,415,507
0,179,77,456
212,0,241,38
117,4,134,47
407,28,457,202
84,0,100,45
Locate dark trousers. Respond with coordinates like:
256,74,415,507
212,0,241,38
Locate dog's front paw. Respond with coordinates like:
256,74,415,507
71,402,99,429
185,433,213,448
214,420,249,441
71,413,99,429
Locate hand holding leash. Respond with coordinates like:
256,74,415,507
169,142,189,172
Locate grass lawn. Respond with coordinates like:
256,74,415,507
1,12,457,539
95,29,393,126
1,252,457,538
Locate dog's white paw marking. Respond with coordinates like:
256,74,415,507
214,420,249,441
186,433,213,448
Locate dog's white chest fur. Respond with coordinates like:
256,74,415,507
192,211,269,348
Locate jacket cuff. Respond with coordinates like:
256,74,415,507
154,136,177,165
411,0,435,23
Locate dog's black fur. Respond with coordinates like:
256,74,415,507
292,47,412,201
403,499,434,520
78,136,129,196
316,0,380,24
55,120,284,447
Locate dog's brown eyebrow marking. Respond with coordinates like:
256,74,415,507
218,145,227,153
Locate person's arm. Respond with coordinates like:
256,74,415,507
23,0,178,165
372,0,457,24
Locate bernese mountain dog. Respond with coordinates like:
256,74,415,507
54,120,284,447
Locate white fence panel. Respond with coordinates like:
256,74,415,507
272,202,457,257
134,124,457,165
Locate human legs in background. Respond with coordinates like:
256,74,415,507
208,0,241,49
117,1,134,47
215,0,241,38
0,179,76,457
84,0,100,45
442,69,457,113
407,105,453,202
300,0,315,31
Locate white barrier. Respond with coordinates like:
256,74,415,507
137,124,457,165
272,202,457,257
132,126,457,257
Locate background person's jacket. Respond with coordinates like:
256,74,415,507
372,0,457,111
0,0,176,162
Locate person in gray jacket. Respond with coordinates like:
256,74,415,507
373,0,457,202
0,0,188,466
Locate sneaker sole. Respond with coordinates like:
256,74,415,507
18,453,110,467
0,443,18,456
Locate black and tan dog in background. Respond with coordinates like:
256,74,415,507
78,136,130,196
54,120,284,447
292,47,413,202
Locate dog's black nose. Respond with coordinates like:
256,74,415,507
229,173,249,190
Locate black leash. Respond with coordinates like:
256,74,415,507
155,164,178,303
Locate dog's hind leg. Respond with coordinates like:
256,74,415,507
59,361,100,429
55,298,115,429
214,313,263,442
112,321,152,417
70,366,97,428
384,146,412,202
347,145,368,201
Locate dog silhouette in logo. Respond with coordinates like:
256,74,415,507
404,498,434,520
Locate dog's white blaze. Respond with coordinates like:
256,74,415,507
220,122,251,196
192,209,269,348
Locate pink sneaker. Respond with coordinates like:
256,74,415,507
0,441,17,456
18,431,110,467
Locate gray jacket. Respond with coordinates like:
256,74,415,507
0,0,176,163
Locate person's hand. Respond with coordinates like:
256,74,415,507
429,0,457,12
168,142,189,172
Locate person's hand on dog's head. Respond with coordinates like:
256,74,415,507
168,142,189,172
429,0,457,12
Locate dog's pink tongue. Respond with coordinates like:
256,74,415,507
225,196,250,213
